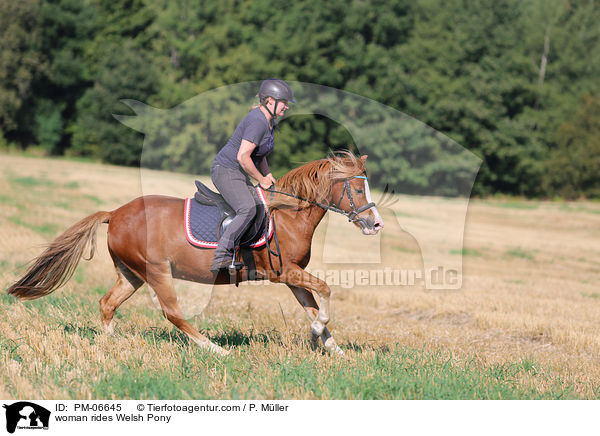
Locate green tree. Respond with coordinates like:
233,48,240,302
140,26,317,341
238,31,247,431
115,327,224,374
30,0,98,153
2,0,600,198
543,94,600,198
69,0,159,164
70,43,159,165
0,0,47,142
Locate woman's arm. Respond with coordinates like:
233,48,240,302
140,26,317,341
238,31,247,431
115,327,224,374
259,157,276,185
237,140,272,188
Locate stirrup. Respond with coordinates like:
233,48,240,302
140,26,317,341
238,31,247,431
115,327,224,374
227,261,244,275
228,247,244,274
210,259,242,273
227,246,246,277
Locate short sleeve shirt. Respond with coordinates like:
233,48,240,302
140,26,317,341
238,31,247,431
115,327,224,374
213,108,274,171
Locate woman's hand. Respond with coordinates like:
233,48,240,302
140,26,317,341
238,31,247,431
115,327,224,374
260,174,276,190
266,173,276,186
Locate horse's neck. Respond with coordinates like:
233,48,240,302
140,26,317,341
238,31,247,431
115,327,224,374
277,204,327,239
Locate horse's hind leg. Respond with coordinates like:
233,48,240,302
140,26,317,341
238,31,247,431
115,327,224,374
146,262,229,356
100,259,144,334
287,285,344,355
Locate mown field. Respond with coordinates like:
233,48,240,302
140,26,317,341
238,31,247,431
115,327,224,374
1,153,600,399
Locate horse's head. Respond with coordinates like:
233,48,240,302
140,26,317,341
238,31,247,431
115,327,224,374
329,154,384,235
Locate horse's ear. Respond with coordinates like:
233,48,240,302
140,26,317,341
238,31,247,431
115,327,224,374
360,155,368,162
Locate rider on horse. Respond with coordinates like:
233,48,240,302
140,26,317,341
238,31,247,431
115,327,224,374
209,78,295,272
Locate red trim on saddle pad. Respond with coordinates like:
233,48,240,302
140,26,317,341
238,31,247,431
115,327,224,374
184,186,274,249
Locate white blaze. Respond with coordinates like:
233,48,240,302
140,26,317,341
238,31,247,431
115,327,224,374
364,178,384,227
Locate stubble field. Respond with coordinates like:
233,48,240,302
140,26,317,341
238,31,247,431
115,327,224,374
1,153,600,399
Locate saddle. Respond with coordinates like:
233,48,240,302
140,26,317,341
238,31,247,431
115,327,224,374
185,180,272,249
194,180,236,234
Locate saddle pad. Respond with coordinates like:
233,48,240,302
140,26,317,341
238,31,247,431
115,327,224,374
184,187,273,249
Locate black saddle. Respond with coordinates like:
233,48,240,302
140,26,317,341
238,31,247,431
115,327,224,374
193,180,267,247
194,180,234,214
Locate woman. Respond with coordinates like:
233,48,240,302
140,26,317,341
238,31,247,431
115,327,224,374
210,78,295,272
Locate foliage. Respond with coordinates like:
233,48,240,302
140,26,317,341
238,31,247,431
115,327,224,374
543,94,600,199
0,0,599,196
0,0,48,135
70,43,158,165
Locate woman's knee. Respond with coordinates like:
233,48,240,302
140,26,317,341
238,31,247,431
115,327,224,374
235,203,257,218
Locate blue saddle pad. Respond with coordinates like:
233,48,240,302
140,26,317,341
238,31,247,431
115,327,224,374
185,200,222,248
184,187,273,249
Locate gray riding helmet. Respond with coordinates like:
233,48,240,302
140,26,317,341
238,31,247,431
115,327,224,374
258,78,296,103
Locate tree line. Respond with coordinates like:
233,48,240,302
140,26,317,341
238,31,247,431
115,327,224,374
1,0,598,197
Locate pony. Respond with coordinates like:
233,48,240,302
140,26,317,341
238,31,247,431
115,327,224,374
6,153,384,355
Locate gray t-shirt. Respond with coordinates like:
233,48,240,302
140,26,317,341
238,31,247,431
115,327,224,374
213,107,274,171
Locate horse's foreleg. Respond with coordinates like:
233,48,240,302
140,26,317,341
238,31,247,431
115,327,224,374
280,266,333,345
100,261,144,334
287,285,344,355
146,262,229,356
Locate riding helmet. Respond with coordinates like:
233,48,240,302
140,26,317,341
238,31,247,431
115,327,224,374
258,78,296,103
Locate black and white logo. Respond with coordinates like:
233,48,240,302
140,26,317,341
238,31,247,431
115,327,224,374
3,402,50,434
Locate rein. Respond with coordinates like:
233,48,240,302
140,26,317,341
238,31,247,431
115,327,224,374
264,176,376,225
260,175,377,277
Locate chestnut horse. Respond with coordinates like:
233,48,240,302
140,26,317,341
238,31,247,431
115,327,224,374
7,153,383,355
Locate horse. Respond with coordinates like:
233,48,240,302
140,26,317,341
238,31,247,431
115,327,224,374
6,153,384,355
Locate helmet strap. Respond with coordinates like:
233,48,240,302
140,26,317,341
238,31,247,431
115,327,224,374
262,98,280,129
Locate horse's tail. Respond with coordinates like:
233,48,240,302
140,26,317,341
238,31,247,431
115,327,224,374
6,211,112,300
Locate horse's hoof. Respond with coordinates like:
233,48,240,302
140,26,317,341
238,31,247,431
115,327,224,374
215,347,230,356
324,337,345,356
332,346,345,356
103,320,115,336
206,342,230,356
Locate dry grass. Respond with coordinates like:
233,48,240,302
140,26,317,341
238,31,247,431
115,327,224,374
1,153,600,398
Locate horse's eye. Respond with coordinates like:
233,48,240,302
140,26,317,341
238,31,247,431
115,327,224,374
355,189,364,194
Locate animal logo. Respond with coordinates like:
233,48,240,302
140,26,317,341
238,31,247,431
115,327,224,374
3,402,51,434
115,81,481,291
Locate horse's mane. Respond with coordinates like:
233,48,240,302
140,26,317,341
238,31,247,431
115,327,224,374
269,151,366,210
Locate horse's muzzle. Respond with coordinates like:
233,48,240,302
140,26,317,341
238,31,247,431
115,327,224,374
358,215,384,235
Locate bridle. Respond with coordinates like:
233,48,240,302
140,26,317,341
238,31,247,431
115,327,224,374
265,175,377,229
332,176,377,228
